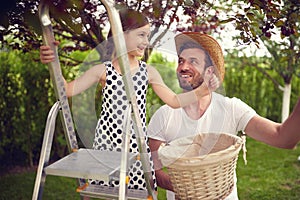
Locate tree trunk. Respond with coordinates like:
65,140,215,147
281,83,291,122
29,148,34,167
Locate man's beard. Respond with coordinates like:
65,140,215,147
177,73,205,91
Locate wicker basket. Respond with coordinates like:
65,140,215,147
158,133,243,200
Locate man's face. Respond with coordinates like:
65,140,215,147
176,48,207,91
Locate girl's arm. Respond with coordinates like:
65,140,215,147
147,65,216,108
64,64,105,97
40,44,105,97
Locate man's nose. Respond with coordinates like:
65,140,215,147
180,60,191,70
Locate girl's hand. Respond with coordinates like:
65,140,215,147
208,74,220,92
194,72,220,100
39,41,59,64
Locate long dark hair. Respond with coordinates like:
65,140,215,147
105,8,149,60
120,9,149,32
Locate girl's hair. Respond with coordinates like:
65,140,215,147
105,9,149,60
119,9,149,32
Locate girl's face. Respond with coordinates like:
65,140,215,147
124,24,150,57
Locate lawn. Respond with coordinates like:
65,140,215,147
236,137,300,200
0,137,299,200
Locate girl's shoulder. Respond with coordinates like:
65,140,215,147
92,61,113,71
145,63,157,73
90,62,107,71
86,62,107,82
146,64,162,82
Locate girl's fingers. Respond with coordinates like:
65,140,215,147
39,41,59,64
208,74,220,91
40,48,55,63
53,41,60,46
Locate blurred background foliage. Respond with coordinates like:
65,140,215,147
0,1,299,199
0,0,299,183
0,47,299,169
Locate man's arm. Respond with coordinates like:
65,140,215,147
245,98,300,149
149,138,174,191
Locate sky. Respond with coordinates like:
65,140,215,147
151,25,270,63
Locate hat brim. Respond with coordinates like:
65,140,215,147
175,32,225,81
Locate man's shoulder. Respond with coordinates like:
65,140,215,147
212,92,243,104
212,92,254,114
155,104,174,114
157,104,181,112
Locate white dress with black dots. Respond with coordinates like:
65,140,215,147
91,61,157,191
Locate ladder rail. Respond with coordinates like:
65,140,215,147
119,104,133,199
32,102,60,200
33,1,85,199
100,1,157,199
38,0,78,151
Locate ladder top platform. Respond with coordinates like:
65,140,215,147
45,148,138,182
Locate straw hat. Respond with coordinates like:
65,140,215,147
175,32,225,81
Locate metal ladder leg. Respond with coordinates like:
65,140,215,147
32,102,60,200
118,104,133,199
100,1,157,199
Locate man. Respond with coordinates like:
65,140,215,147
148,32,300,199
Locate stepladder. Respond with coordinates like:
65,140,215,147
32,101,149,200
32,0,157,199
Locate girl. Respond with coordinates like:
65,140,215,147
40,8,218,191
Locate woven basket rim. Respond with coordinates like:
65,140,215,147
168,143,241,168
159,133,243,168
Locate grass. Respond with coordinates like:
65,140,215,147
236,137,300,200
0,137,299,200
0,172,79,200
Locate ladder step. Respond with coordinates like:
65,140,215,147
79,184,149,200
44,148,138,182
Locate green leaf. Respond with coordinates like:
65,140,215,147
246,12,255,21
274,20,284,27
220,18,235,24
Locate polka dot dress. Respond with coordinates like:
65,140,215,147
90,61,157,191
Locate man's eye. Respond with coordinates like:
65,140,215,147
191,60,198,65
